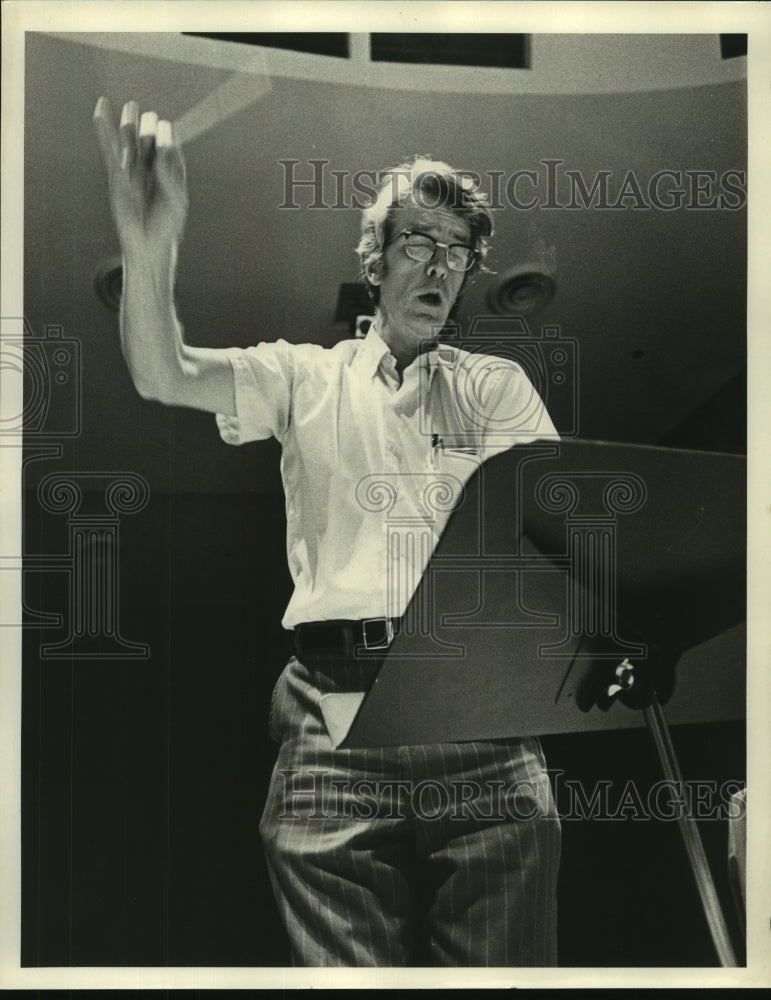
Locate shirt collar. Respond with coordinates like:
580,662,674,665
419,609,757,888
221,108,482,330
358,319,457,382
357,323,393,379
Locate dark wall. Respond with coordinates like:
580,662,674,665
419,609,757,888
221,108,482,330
21,488,744,967
543,723,745,967
22,490,294,967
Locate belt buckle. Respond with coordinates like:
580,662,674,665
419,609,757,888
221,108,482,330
361,618,394,651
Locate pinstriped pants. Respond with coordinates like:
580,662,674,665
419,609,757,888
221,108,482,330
259,655,561,967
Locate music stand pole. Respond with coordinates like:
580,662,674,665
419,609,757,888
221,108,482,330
642,693,738,967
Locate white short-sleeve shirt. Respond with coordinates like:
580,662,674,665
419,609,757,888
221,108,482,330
217,325,558,629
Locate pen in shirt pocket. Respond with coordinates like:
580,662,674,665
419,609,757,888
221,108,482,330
432,432,481,466
431,433,443,469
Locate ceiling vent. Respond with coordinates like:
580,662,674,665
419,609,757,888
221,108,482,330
486,265,555,316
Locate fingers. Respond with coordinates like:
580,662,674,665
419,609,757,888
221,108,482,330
94,97,174,174
156,119,187,188
92,95,119,168
93,97,187,233
138,110,158,167
118,100,139,171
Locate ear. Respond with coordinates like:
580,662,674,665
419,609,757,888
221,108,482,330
365,259,383,286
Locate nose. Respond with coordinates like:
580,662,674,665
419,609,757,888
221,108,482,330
426,254,449,279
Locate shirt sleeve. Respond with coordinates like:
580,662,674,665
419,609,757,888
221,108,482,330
478,358,560,458
216,341,295,445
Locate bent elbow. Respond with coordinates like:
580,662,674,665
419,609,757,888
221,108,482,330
131,374,167,405
132,369,193,407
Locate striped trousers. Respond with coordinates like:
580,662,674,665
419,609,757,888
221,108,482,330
259,655,561,967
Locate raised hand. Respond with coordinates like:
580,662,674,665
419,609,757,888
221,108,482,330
93,97,188,257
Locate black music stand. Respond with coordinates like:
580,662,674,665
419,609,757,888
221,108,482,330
320,440,746,966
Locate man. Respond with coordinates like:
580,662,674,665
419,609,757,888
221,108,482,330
93,97,561,967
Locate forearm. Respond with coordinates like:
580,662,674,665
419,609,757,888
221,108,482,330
120,244,236,414
120,242,182,400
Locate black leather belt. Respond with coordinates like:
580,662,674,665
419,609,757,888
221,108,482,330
294,618,397,660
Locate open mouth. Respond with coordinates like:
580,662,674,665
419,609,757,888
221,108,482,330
417,291,443,309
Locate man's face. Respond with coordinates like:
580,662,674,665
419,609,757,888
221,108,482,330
369,203,473,345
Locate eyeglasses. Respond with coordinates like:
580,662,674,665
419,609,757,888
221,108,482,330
388,230,479,272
